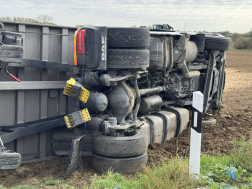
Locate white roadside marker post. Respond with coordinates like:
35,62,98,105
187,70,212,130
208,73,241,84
189,91,204,180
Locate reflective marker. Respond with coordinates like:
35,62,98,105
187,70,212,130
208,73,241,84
189,91,203,179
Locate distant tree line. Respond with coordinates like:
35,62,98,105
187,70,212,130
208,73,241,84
0,16,93,28
232,29,252,50
197,29,252,50
0,15,56,25
197,30,231,37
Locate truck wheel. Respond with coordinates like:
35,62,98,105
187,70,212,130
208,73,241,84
107,28,150,48
204,36,230,51
92,152,148,174
93,129,147,157
107,49,149,69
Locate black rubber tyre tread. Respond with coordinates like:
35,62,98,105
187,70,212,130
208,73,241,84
92,129,147,157
204,36,230,51
107,49,150,69
92,152,148,174
107,28,150,48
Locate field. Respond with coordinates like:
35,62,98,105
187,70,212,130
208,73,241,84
0,50,252,188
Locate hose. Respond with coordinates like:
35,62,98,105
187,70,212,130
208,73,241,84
139,86,164,96
179,60,200,78
4,63,20,82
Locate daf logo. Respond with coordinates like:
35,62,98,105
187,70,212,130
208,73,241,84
101,36,106,61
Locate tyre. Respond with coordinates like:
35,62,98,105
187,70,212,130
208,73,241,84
93,129,148,157
92,152,148,174
204,35,230,51
107,49,150,69
107,28,150,48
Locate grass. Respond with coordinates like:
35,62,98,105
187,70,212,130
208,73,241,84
15,167,31,174
198,134,252,188
41,179,61,186
231,135,252,172
1,133,252,189
87,157,197,189
201,154,235,175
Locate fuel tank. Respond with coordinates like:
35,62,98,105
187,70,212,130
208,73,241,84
140,107,189,145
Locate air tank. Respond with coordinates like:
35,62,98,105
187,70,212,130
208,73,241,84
81,92,108,113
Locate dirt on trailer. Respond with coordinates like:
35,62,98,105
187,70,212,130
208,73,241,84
1,50,252,188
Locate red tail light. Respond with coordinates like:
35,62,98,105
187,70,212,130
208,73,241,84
77,30,85,54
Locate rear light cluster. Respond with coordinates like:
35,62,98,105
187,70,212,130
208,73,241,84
74,30,85,65
73,26,107,69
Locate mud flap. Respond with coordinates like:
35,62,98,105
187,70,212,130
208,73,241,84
64,134,86,178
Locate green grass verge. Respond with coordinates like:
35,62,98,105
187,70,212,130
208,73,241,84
87,157,197,189
0,186,35,189
41,179,61,186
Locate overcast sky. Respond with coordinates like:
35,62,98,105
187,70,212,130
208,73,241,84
0,0,251,33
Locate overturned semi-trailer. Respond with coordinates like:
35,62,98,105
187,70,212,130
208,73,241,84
0,21,229,174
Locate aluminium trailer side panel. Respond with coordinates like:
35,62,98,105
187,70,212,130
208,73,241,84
0,21,77,162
